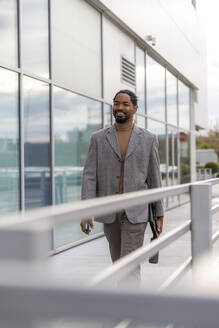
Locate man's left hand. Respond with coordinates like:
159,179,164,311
156,216,163,234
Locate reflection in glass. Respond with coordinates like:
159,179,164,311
0,0,17,67
168,126,179,207
23,76,51,209
136,115,145,128
147,119,166,186
147,55,165,121
0,68,19,214
136,47,145,114
104,104,112,127
21,0,49,78
178,81,190,130
179,130,190,184
54,87,102,247
166,71,177,126
52,0,101,98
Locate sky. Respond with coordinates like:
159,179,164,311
197,0,219,131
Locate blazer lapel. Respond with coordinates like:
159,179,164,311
125,124,141,159
105,125,121,160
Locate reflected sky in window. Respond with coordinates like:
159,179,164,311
136,47,145,114
22,0,49,78
147,55,165,121
0,0,17,67
178,81,190,130
166,71,177,126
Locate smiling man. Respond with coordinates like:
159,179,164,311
80,89,164,282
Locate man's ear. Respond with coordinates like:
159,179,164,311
133,105,138,114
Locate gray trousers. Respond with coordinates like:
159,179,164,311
104,211,147,283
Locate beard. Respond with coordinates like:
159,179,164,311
113,110,130,123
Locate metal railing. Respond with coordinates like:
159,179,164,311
0,178,219,327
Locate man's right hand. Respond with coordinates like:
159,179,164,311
80,218,94,234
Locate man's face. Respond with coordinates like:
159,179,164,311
113,93,137,123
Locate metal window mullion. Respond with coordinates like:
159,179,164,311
100,13,104,100
48,0,55,252
17,0,25,211
145,51,147,128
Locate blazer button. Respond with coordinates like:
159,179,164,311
116,176,120,179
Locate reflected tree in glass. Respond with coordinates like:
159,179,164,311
0,68,19,214
179,130,190,184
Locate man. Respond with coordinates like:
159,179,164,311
80,90,164,281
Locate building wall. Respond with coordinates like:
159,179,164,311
99,0,208,129
0,0,207,250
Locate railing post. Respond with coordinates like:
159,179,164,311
191,183,212,274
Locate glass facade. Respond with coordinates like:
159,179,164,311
23,76,51,209
0,0,193,249
147,119,166,186
166,71,177,126
21,0,49,78
104,104,112,127
0,68,19,214
52,0,102,99
0,0,18,67
146,54,165,121
53,87,102,246
136,47,145,114
178,81,190,130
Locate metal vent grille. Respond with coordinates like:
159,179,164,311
121,57,136,87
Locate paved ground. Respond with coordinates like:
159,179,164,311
48,183,219,327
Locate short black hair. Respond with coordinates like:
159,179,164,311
113,90,138,106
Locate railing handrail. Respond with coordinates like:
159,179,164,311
0,178,219,229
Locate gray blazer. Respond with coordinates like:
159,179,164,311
81,124,164,223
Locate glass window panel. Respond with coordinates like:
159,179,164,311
0,0,17,67
136,115,145,128
146,55,165,121
21,0,49,78
179,130,190,184
147,119,166,186
166,71,177,126
136,47,145,114
167,126,179,207
0,68,19,214
54,87,102,247
23,76,51,209
178,81,190,130
52,0,101,98
104,104,112,127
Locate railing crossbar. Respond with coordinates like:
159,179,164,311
212,204,219,216
212,230,219,245
91,221,191,286
159,257,192,291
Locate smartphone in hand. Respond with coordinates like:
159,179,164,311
85,223,91,235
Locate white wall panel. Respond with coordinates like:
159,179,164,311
100,0,207,128
103,17,135,103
